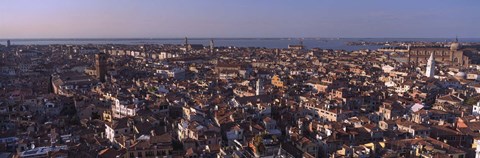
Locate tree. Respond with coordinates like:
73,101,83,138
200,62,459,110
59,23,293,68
465,96,480,106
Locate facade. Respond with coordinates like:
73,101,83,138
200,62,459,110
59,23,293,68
288,45,304,50
51,72,96,96
408,41,470,67
20,146,68,158
256,79,263,96
271,75,284,88
125,134,174,158
473,102,480,116
111,96,140,118
155,68,186,80
105,118,133,143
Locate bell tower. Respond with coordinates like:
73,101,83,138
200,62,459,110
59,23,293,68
426,53,435,78
210,39,215,53
95,53,107,82
184,36,189,52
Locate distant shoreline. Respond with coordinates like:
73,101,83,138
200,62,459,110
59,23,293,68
3,38,480,51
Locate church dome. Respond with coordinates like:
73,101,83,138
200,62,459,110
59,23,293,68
455,71,466,79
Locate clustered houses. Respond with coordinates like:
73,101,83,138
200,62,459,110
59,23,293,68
3,40,480,158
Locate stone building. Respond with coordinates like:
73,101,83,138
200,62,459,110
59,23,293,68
408,40,470,67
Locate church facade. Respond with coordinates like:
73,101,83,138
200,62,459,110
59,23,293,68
407,41,470,67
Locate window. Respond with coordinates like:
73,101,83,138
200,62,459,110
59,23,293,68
137,152,143,157
146,151,154,157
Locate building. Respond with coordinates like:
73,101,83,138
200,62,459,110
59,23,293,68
111,96,140,118
288,39,304,50
51,72,96,96
408,40,470,67
6,40,11,47
271,75,284,88
95,53,107,82
158,52,174,60
473,101,480,116
19,146,68,158
288,44,304,50
125,133,174,158
155,67,186,80
426,53,435,78
256,79,263,95
181,37,204,52
105,118,133,143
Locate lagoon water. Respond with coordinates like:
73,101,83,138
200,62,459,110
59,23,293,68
1,38,480,51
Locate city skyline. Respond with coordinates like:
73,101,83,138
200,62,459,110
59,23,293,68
1,0,480,38
4,1,480,157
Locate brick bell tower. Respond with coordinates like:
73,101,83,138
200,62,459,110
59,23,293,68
95,53,107,82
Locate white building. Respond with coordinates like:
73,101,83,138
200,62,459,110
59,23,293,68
105,118,133,143
468,73,480,80
111,97,140,118
473,102,480,116
155,67,185,80
20,145,68,158
159,52,175,60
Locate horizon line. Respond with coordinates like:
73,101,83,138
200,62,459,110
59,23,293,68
2,37,480,40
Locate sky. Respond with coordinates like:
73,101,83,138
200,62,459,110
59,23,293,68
1,0,480,38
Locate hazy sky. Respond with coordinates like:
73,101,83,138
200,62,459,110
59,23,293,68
1,0,479,38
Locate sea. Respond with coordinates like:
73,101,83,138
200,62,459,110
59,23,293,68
1,38,480,51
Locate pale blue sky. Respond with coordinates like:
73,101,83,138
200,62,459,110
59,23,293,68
1,0,479,38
